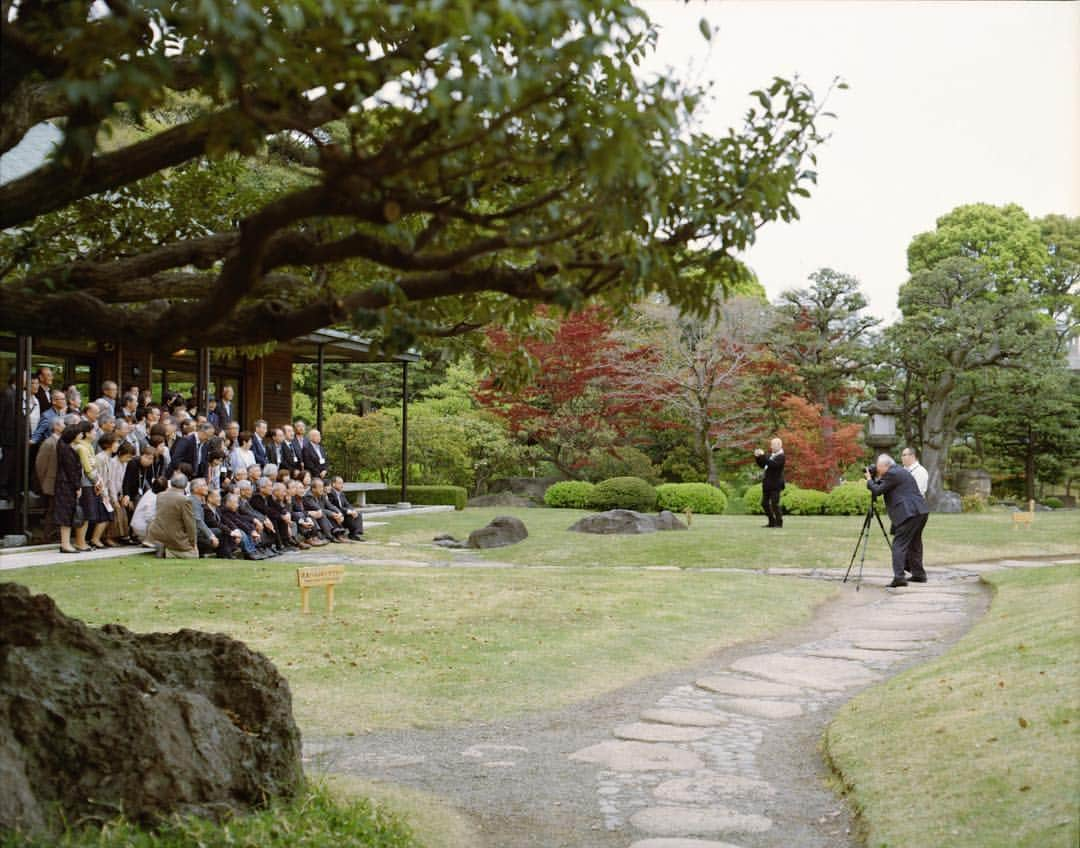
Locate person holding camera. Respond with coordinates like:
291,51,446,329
865,454,929,587
754,437,786,529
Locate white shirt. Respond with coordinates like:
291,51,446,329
907,462,929,497
230,447,256,472
131,490,157,540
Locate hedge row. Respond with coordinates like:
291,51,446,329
367,485,468,511
742,481,877,516
656,483,728,515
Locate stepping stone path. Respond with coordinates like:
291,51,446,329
568,572,988,847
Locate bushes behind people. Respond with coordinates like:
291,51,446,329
588,477,657,512
367,485,468,511
781,486,828,515
655,483,727,515
544,481,597,509
742,483,764,514
824,481,876,516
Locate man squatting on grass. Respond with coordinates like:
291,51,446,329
866,453,930,588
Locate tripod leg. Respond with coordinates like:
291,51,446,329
873,506,893,549
843,509,874,584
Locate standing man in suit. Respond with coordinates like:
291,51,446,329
168,422,214,478
251,419,269,467
302,429,330,478
277,426,301,473
35,366,54,415
217,385,235,428
866,453,930,588
291,419,307,459
754,437,786,529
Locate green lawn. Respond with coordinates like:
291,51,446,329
825,564,1080,848
370,507,1080,569
5,558,835,734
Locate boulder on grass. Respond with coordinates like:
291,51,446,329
0,583,302,836
568,509,688,535
466,515,529,549
466,492,535,509
928,490,962,513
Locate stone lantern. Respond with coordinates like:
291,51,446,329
864,385,900,452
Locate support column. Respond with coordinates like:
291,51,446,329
315,344,325,432
399,360,409,505
195,348,211,417
15,335,32,535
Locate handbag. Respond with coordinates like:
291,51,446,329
73,499,85,526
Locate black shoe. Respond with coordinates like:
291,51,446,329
908,574,928,583
887,578,908,588
762,524,775,528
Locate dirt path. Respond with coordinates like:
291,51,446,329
304,564,999,848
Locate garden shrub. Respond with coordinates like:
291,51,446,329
588,476,658,512
824,481,876,516
655,483,728,515
583,446,660,484
742,482,764,515
544,481,597,509
961,494,988,513
1041,496,1063,510
367,485,468,510
781,486,829,515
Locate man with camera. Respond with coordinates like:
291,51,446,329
754,437,786,529
865,454,929,588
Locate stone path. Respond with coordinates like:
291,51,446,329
306,563,1034,847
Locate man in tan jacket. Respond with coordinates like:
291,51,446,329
33,417,65,542
146,475,198,558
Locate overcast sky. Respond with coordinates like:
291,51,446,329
638,0,1080,321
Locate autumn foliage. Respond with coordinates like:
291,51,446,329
777,395,864,490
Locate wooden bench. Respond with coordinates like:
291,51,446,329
1012,499,1035,529
340,482,389,507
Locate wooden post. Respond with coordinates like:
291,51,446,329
300,586,311,614
326,583,335,614
296,565,345,614
400,360,409,504
316,343,325,432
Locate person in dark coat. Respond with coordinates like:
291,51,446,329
55,424,90,552
302,478,344,541
219,491,265,559
866,453,931,588
203,488,236,557
328,476,365,539
754,437,786,529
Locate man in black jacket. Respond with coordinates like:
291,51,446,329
302,428,330,479
754,437,786,529
328,476,365,539
168,422,213,478
866,454,930,588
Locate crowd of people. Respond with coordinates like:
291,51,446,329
3,366,364,558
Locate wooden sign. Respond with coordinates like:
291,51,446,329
1012,499,1035,530
296,565,345,614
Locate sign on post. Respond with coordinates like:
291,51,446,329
296,565,345,614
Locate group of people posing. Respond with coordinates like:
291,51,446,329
18,367,364,558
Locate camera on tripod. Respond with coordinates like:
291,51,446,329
865,465,878,479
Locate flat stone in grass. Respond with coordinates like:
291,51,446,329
654,773,776,804
640,708,728,727
568,509,687,534
803,647,905,663
614,722,710,743
629,806,772,836
835,629,929,644
715,698,803,719
695,675,802,698
568,740,703,772
862,612,966,629
731,653,880,691
629,840,748,848
851,640,925,652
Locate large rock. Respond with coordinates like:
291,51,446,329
569,509,688,535
466,492,535,509
486,476,562,503
466,515,529,549
951,469,992,499
928,490,962,513
0,583,302,835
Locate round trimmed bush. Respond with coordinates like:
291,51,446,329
1041,496,1063,510
588,476,658,512
544,480,597,509
825,481,875,516
742,482,764,515
781,487,828,515
656,483,728,515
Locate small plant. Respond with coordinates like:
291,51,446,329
961,494,988,513
588,476,658,512
544,481,597,509
1041,496,1063,510
781,487,829,515
656,483,728,515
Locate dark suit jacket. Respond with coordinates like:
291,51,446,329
36,386,51,418
326,488,353,513
867,465,929,532
266,440,299,472
168,434,208,478
301,441,329,477
217,401,234,428
755,451,786,492
251,433,268,466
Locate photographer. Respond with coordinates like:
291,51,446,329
754,437,786,529
865,454,929,587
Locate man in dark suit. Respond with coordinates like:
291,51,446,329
251,419,269,467
754,437,786,529
217,385,235,428
328,476,364,539
866,453,930,588
291,419,307,461
267,427,299,473
168,422,214,478
302,428,330,478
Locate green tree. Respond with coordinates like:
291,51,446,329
1,0,834,356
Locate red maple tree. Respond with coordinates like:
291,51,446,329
477,307,663,477
777,394,863,490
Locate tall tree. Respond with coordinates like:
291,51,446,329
768,268,879,418
0,0,834,355
776,395,863,491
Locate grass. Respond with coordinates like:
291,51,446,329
5,558,835,735
368,507,1080,570
825,564,1080,848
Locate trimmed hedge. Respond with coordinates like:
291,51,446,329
544,481,597,509
781,486,828,515
824,481,876,516
656,483,728,515
742,482,764,515
588,476,658,512
367,484,468,510
1041,497,1063,510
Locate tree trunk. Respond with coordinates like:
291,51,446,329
1024,428,1036,504
702,425,718,486
920,376,958,510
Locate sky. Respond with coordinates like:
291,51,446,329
638,0,1080,322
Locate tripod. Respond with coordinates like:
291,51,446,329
843,497,892,591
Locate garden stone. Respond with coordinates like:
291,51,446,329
629,840,748,848
629,806,773,836
730,653,880,691
568,740,703,772
487,475,562,502
639,708,728,727
568,509,687,535
929,489,962,513
0,583,302,836
466,515,528,549
466,492,535,509
715,698,803,719
695,675,802,698
613,722,710,743
653,773,776,804
2,534,28,548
